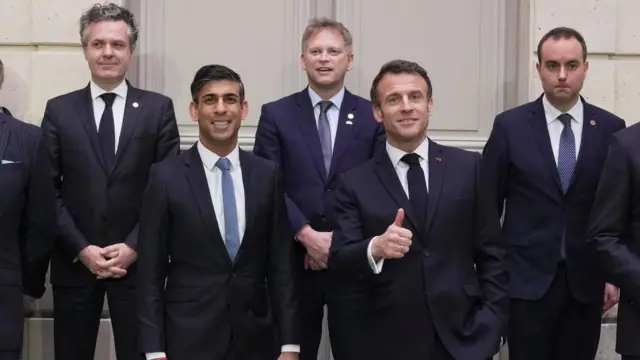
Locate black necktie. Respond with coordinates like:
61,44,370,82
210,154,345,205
401,153,428,225
98,93,117,169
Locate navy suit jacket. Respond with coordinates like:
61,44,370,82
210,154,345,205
482,95,626,302
0,114,55,350
41,82,181,286
329,140,507,360
253,88,385,235
137,146,298,359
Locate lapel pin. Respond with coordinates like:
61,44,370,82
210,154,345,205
132,102,139,108
347,113,354,120
435,157,442,162
590,120,596,126
346,120,353,125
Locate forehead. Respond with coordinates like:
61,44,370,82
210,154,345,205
306,28,346,48
198,79,241,97
87,20,130,41
540,37,583,62
377,73,428,95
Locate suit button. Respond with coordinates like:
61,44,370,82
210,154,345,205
325,188,331,192
423,250,430,257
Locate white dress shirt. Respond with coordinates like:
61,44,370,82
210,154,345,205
308,86,345,150
90,80,128,152
542,94,583,163
366,139,430,274
146,142,298,360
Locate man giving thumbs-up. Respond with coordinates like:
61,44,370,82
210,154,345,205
327,60,507,360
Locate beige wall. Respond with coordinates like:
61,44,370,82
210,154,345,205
1,0,635,359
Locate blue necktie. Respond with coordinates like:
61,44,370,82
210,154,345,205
215,157,240,261
557,113,576,259
317,101,333,175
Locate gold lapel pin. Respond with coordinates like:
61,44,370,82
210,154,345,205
590,120,596,126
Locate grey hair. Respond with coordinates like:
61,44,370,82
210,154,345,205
79,2,138,48
301,17,353,52
0,58,3,87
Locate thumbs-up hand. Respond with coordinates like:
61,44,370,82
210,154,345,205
371,209,413,261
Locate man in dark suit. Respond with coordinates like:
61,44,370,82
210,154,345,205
40,3,180,360
137,64,298,360
253,17,384,360
329,59,507,360
0,114,55,360
587,123,640,360
482,27,626,360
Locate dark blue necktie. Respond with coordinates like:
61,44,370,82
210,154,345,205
215,157,240,261
401,153,428,226
317,101,333,175
98,93,116,169
557,113,576,259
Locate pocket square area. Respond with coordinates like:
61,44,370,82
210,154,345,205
1,160,19,164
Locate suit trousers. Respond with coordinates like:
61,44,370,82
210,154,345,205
0,352,20,360
507,263,603,360
53,278,143,360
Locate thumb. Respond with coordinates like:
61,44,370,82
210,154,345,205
393,208,405,227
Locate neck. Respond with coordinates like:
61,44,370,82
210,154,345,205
200,136,237,158
93,76,124,92
548,94,579,113
308,82,343,101
389,133,427,154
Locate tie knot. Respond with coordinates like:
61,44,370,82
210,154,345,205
318,101,333,114
401,153,421,166
215,157,231,171
100,93,116,107
558,113,572,127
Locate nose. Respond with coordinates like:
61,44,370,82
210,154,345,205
558,66,568,80
319,50,329,62
102,44,114,57
213,99,227,114
400,96,412,112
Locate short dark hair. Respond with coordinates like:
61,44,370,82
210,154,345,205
80,2,138,48
537,27,587,63
190,64,245,103
370,60,433,107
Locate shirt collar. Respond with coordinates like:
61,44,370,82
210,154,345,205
90,79,128,101
308,86,345,112
386,137,429,167
197,141,241,172
542,94,583,125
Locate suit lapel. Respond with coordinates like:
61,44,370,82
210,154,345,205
76,85,109,173
0,116,9,161
235,150,258,263
113,83,143,173
328,90,358,181
569,101,601,192
528,97,563,195
295,89,327,182
184,146,231,267
374,150,422,236
425,140,445,235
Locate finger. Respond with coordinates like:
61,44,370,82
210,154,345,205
395,228,412,239
109,267,127,276
97,257,119,269
102,250,119,258
393,208,405,227
304,255,310,270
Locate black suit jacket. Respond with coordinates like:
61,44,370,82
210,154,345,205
329,140,507,360
41,82,180,286
482,95,626,302
137,146,298,360
587,123,640,355
0,114,55,350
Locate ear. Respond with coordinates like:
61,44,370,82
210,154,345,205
189,101,199,123
240,100,249,121
300,53,307,71
372,104,383,124
427,96,434,115
346,52,354,71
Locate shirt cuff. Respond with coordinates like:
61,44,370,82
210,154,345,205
367,236,384,274
146,352,166,360
281,345,300,353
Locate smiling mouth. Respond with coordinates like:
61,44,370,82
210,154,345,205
211,120,232,129
398,118,418,123
317,67,333,73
